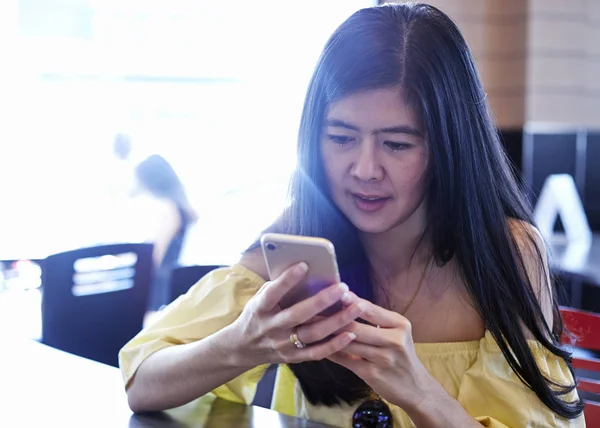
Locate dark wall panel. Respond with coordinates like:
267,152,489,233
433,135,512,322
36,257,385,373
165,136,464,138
498,129,524,184
585,132,600,231
524,132,578,201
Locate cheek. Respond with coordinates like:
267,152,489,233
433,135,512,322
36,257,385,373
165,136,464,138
391,153,429,191
321,147,345,186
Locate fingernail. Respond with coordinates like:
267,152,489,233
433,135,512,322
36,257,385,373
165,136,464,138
348,332,357,340
352,303,364,316
341,292,354,305
338,282,349,293
295,262,308,275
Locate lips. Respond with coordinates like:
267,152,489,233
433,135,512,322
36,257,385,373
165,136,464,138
353,193,389,200
350,193,391,213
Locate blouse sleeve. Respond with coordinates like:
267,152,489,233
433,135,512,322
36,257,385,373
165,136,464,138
458,333,585,427
118,263,270,405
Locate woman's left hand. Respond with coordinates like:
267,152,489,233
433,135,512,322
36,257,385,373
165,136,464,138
327,298,440,410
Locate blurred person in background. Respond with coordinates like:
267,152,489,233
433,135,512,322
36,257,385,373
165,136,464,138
134,154,199,313
90,132,146,246
114,132,133,162
109,132,138,199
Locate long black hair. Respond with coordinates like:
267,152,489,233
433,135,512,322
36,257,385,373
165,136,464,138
248,2,582,418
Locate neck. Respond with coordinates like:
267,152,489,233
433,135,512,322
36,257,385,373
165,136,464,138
359,205,430,280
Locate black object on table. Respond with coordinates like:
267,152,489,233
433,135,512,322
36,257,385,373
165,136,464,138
1,337,335,428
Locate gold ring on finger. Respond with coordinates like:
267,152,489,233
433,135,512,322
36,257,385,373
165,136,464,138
289,330,306,349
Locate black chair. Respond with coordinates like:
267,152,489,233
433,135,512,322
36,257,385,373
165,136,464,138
168,264,223,302
41,243,153,367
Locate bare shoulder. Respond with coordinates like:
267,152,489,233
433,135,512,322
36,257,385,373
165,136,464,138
507,218,554,332
238,248,269,281
508,218,547,257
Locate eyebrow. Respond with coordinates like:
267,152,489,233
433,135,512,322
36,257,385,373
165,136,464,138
325,118,423,138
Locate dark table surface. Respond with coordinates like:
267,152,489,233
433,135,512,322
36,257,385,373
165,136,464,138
2,337,334,428
549,234,600,285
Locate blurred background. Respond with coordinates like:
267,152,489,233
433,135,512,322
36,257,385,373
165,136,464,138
0,0,373,265
0,0,598,397
0,0,377,341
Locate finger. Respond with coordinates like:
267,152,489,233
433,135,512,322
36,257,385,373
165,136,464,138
341,342,390,365
354,299,405,329
303,292,358,325
257,262,308,312
296,301,366,344
304,315,327,325
344,322,397,346
327,351,363,372
271,282,350,329
291,332,357,363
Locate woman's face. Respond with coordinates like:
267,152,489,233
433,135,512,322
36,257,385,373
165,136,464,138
320,87,429,235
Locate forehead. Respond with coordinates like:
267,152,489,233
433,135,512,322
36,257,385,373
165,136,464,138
325,88,419,129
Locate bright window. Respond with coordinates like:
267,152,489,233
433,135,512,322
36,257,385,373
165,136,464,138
1,0,376,264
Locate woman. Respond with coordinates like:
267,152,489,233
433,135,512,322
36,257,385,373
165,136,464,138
119,3,584,426
134,154,199,311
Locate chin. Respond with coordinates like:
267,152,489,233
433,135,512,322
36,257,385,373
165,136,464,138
347,215,394,235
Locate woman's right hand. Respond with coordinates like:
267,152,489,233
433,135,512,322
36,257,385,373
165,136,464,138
227,262,366,368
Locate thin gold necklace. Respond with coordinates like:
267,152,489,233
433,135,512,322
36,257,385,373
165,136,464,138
400,258,430,315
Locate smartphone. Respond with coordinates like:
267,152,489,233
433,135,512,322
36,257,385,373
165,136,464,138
260,233,343,315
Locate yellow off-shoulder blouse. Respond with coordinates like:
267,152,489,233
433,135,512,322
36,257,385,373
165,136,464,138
119,264,584,427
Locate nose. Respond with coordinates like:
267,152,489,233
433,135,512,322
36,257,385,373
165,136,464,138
350,143,384,182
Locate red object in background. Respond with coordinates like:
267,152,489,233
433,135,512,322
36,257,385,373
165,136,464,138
560,306,600,426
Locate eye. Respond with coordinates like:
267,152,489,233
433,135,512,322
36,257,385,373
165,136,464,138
385,141,411,151
328,135,355,145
